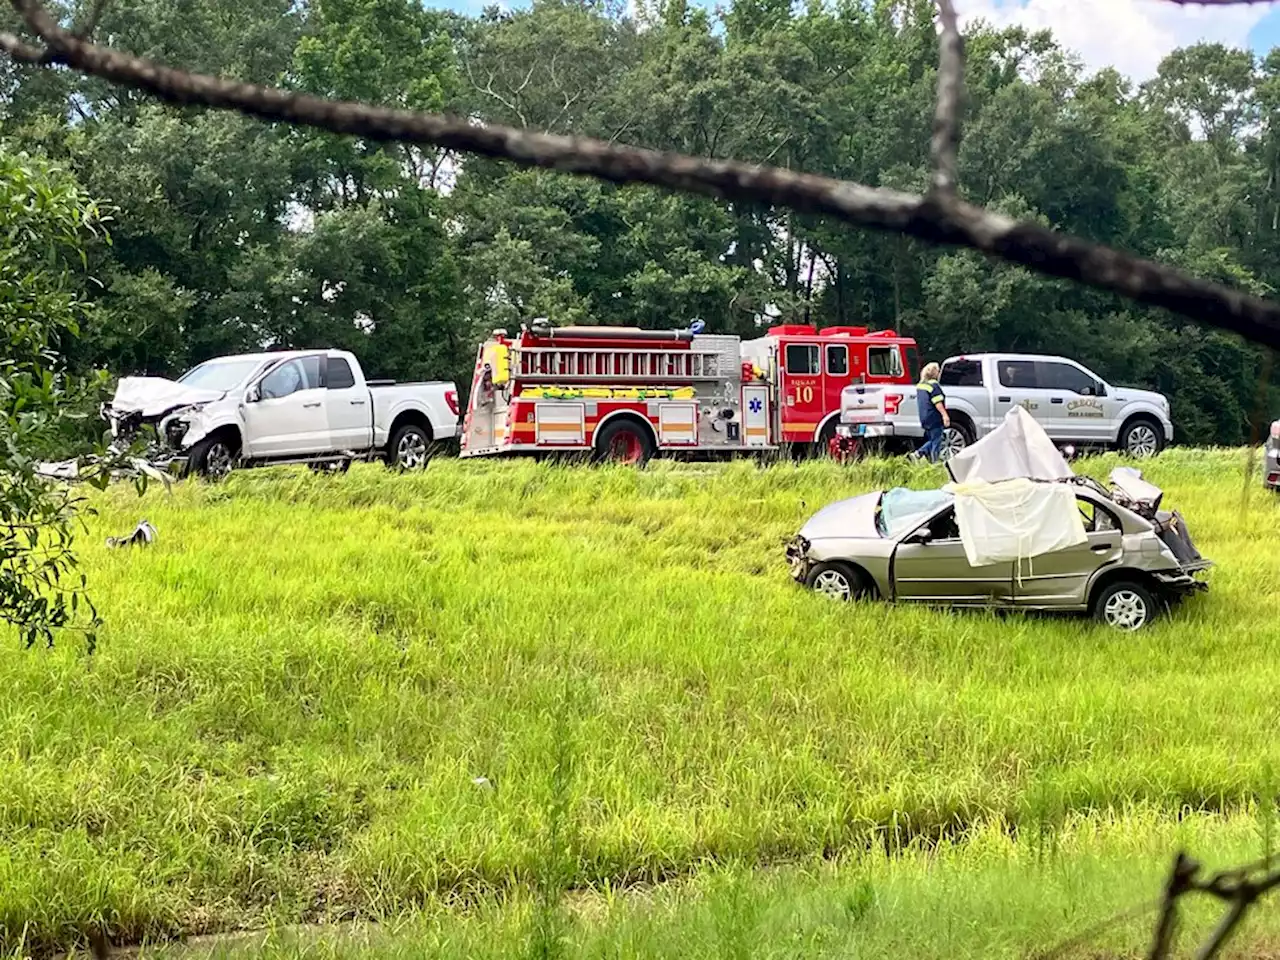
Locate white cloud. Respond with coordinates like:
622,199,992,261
955,0,1272,81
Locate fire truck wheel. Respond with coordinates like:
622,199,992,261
593,419,656,467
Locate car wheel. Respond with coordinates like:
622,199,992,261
940,420,974,462
186,434,239,480
805,562,870,602
387,424,432,470
1093,580,1159,631
1120,418,1163,458
593,419,656,467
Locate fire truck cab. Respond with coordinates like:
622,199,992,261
739,324,919,448
459,321,917,464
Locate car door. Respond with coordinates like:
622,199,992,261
324,355,374,451
1039,360,1109,442
992,359,1061,437
242,355,327,458
891,505,1015,604
1011,497,1125,607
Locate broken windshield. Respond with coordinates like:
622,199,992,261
876,487,954,539
178,359,266,392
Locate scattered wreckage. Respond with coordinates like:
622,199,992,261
786,406,1209,631
98,349,460,478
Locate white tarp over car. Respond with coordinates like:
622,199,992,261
108,376,224,419
946,405,1073,484
946,478,1086,567
942,406,1086,567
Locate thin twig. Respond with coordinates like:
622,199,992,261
931,0,963,197
75,0,109,40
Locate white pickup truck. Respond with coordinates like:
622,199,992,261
104,349,460,477
839,352,1173,460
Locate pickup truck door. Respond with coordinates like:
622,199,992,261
324,355,374,451
891,505,1015,604
1039,360,1110,441
991,359,1063,438
242,355,329,458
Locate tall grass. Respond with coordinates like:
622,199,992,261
1,449,1277,956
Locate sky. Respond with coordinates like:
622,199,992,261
432,0,1280,83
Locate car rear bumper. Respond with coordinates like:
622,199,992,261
1264,449,1280,488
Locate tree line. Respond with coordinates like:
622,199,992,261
3,0,1279,446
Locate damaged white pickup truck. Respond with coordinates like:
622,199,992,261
103,349,460,478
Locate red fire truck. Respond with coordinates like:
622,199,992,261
459,320,918,464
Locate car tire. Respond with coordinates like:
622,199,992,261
185,433,239,480
1092,579,1160,631
387,424,432,470
805,562,872,602
1119,417,1164,458
593,419,656,467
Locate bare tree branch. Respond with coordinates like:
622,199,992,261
5,0,1280,356
930,0,963,197
1148,851,1280,960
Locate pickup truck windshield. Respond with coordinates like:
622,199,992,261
179,359,265,392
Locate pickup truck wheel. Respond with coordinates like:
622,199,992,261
1120,418,1163,458
940,421,973,461
187,434,239,480
388,424,432,470
1093,580,1159,631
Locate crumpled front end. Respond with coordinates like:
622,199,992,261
101,376,222,473
785,535,811,584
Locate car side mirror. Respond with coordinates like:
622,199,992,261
245,384,261,403
1094,382,1107,397
908,527,933,545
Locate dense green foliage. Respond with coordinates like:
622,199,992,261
0,452,1276,956
3,0,1280,445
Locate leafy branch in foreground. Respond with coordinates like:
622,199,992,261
3,0,1280,350
0,148,115,651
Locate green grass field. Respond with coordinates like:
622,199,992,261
4,450,1280,958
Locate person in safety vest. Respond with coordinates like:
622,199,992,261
913,362,950,463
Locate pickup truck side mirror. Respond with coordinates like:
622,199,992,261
1093,382,1107,397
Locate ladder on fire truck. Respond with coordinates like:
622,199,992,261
512,344,727,382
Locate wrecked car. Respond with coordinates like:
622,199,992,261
102,349,460,478
786,407,1209,631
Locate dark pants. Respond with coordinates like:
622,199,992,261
915,423,944,462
